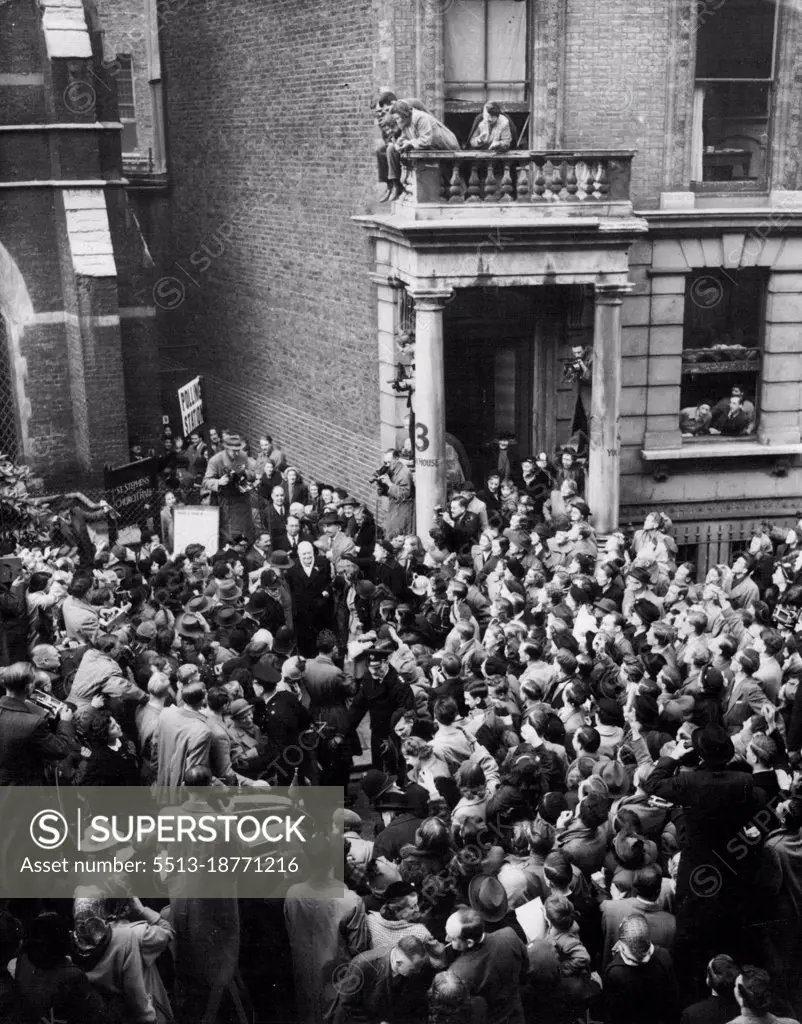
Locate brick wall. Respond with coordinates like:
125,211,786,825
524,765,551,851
159,0,382,503
94,0,154,172
562,0,671,208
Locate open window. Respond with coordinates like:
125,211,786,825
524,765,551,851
680,269,766,440
443,0,530,146
115,54,138,153
691,0,777,188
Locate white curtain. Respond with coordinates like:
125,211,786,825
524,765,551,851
487,0,527,103
445,0,527,103
691,83,706,182
445,0,486,102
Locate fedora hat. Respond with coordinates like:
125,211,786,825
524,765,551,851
356,580,377,600
175,612,207,638
185,594,214,615
695,723,735,765
272,626,296,655
319,512,344,528
360,769,397,805
374,789,409,812
215,606,242,630
216,579,242,603
632,599,661,625
468,873,509,923
270,551,292,569
228,698,253,719
246,590,270,614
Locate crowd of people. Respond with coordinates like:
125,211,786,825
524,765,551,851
0,422,802,1024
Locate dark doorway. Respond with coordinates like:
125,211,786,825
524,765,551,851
444,286,565,483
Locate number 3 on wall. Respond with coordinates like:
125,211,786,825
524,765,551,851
415,421,430,452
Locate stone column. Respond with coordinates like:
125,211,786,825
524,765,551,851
588,284,631,534
410,288,453,538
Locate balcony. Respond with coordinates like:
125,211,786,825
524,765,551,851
354,147,646,290
390,149,635,222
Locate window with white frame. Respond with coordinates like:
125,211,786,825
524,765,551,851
691,0,777,187
115,54,138,153
679,268,766,440
443,0,529,145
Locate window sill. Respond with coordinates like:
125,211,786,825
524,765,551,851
640,441,802,462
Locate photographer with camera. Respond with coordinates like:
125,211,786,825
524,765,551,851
203,431,258,546
0,661,73,784
435,495,481,555
374,449,414,539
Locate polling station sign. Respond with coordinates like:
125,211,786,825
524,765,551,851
178,376,204,435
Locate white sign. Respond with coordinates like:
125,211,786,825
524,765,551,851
173,506,220,557
178,376,204,435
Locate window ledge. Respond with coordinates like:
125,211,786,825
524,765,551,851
641,441,802,462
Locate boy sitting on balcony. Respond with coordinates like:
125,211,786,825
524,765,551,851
467,102,514,152
386,100,459,201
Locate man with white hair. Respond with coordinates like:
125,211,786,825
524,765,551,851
286,541,333,656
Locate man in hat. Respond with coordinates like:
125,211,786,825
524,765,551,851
622,565,663,620
446,905,527,1024
468,873,527,944
317,513,357,574
244,584,286,635
203,431,258,546
175,609,208,645
349,502,377,566
460,481,489,532
256,554,292,628
368,779,427,862
376,449,414,539
287,541,333,656
642,723,766,993
348,641,415,768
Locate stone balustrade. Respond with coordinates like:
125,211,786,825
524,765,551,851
404,150,634,207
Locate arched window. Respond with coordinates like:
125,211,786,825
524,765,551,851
0,319,18,461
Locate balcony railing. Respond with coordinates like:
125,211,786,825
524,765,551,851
403,150,634,207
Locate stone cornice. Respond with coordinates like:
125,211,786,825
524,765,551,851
353,213,649,250
637,208,802,237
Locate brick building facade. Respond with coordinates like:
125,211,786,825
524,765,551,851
154,0,802,556
0,0,161,482
25,0,799,559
